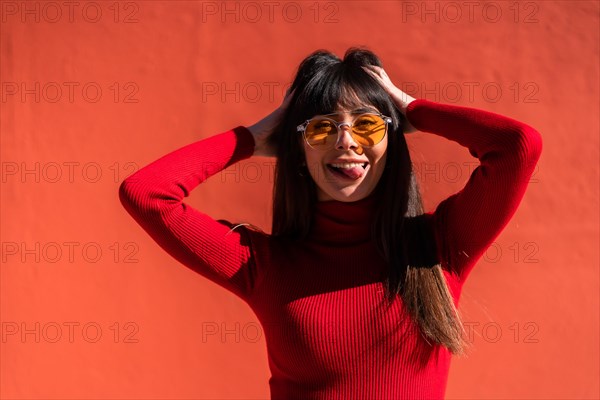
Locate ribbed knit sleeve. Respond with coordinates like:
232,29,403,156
406,99,543,284
118,126,259,300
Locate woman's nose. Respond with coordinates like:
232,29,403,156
335,124,359,150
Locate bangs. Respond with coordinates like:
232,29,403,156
294,63,398,127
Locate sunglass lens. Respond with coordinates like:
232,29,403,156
351,114,387,146
305,118,337,147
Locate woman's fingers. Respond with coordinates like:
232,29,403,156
362,65,393,87
361,64,384,76
361,65,378,78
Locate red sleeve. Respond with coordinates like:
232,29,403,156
406,99,543,284
118,126,260,301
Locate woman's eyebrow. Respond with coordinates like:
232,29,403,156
351,107,379,114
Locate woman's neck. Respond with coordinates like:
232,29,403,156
308,191,380,245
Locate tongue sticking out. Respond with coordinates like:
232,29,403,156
333,165,364,179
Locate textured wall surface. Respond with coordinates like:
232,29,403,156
1,1,598,399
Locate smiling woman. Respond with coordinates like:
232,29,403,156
119,47,543,399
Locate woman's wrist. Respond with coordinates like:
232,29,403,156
246,122,277,157
392,89,417,114
246,124,263,156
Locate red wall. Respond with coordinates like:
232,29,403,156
1,1,598,398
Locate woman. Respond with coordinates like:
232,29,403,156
119,48,543,399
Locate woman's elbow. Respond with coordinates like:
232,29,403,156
118,178,143,212
515,125,543,164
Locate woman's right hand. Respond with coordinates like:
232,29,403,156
247,88,295,157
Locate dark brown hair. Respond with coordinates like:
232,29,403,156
265,47,470,355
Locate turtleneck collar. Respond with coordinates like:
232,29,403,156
308,191,380,245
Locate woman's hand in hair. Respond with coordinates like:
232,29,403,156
247,88,295,157
361,65,418,134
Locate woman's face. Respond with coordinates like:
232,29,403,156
302,103,389,202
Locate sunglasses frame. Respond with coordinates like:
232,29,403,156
296,111,393,150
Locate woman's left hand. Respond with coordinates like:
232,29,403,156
362,65,418,134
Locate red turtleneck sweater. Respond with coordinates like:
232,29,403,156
119,99,542,399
